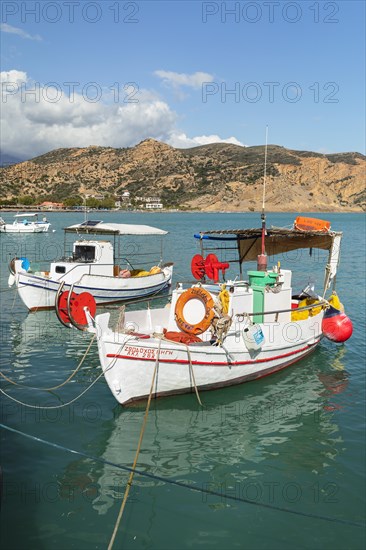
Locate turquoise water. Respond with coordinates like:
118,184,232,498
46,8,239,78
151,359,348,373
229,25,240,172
0,212,365,549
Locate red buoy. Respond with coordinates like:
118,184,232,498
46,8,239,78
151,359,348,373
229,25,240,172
322,306,353,343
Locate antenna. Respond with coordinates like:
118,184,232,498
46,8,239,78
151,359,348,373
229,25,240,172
257,126,268,271
262,125,268,214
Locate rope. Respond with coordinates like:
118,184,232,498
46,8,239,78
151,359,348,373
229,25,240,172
0,334,96,391
157,334,203,406
1,423,364,529
185,344,203,407
0,373,104,409
107,338,162,550
0,343,123,410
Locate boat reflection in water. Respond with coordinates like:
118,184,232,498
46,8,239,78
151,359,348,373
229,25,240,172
3,309,97,386
56,347,350,516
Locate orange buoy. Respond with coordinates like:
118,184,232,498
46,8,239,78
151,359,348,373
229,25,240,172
294,217,331,232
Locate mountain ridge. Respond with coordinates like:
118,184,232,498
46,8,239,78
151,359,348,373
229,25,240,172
1,139,365,211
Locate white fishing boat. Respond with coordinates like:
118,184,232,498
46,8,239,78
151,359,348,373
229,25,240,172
58,217,353,406
8,220,173,311
0,212,51,233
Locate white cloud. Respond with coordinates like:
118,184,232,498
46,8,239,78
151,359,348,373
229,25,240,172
0,69,244,159
167,132,245,148
1,69,27,85
0,71,177,158
154,70,214,90
1,23,42,41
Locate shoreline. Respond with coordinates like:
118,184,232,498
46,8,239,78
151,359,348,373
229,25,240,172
0,207,364,214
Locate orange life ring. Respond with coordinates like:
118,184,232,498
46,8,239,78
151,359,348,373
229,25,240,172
175,287,215,335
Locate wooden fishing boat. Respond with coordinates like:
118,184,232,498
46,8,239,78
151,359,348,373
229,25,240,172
57,217,353,406
8,220,173,311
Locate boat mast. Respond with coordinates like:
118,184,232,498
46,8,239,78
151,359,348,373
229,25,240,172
257,126,268,271
84,195,87,224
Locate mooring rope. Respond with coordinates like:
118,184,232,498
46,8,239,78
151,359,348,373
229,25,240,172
185,343,203,407
0,372,105,409
157,334,204,406
0,334,96,391
0,423,364,529
0,342,123,410
108,338,162,550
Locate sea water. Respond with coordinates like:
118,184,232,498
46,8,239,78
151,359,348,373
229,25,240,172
0,212,365,549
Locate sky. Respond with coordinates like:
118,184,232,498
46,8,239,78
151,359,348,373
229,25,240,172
1,0,365,159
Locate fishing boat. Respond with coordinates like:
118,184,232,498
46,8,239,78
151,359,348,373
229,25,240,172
56,216,353,406
0,212,51,233
8,220,173,311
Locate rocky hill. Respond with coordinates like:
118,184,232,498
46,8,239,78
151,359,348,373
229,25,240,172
1,139,365,211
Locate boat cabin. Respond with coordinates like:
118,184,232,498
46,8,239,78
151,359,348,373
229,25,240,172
41,220,170,283
50,240,114,280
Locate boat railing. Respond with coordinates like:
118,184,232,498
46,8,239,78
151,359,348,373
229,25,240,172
114,251,164,269
55,262,112,281
54,262,169,282
236,299,329,321
101,290,173,309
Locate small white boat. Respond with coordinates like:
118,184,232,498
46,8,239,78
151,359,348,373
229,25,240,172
8,220,173,311
0,212,51,233
58,217,353,406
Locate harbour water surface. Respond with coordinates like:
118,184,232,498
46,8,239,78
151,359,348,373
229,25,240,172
0,212,365,549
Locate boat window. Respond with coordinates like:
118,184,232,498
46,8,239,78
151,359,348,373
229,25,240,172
55,265,66,274
73,245,96,262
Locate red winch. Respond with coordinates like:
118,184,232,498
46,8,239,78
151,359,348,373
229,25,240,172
191,253,229,283
56,290,96,329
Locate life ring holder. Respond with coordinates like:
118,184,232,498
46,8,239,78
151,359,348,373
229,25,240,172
175,286,215,335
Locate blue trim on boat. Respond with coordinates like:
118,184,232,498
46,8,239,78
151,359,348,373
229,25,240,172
18,279,170,298
194,234,237,241
20,275,170,293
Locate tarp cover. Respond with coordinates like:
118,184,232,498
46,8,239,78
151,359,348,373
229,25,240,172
64,222,168,236
197,228,342,263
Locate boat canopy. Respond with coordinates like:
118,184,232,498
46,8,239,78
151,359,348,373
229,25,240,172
195,227,341,261
195,227,342,289
64,220,168,236
14,213,39,218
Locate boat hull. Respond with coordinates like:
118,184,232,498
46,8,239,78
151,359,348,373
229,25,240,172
15,268,173,311
0,223,50,233
95,312,323,405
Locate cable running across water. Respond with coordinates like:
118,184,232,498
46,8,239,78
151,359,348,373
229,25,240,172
0,423,364,530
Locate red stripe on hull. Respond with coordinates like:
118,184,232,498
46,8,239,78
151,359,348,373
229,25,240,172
121,344,319,405
107,340,320,367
